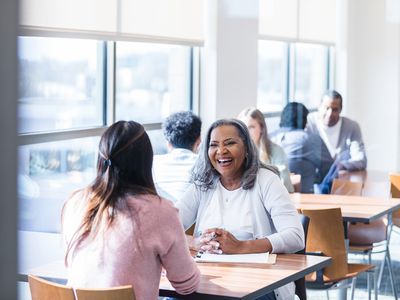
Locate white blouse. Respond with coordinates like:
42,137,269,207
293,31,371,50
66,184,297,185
197,181,253,240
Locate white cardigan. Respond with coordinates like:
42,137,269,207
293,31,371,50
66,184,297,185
176,168,305,300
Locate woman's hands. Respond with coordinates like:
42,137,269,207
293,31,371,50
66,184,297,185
197,228,243,254
195,228,272,255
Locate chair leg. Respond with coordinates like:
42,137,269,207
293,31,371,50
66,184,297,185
367,252,371,300
337,282,347,300
377,250,386,289
367,270,371,300
350,277,357,300
326,290,330,300
373,267,378,300
386,250,398,300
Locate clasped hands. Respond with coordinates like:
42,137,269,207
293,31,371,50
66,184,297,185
195,228,242,254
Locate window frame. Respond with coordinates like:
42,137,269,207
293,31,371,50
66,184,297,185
17,37,200,147
258,38,335,115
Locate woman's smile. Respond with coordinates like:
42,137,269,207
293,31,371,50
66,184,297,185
208,125,246,185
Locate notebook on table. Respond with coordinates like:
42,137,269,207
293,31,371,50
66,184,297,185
194,252,276,264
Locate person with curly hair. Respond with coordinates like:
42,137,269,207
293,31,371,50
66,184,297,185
153,111,202,202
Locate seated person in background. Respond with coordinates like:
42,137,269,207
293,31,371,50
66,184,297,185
176,119,304,300
62,121,200,299
153,111,202,202
271,102,323,193
238,107,294,193
307,90,367,192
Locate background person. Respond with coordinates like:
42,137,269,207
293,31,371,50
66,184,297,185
176,119,304,300
62,120,200,300
238,107,294,193
153,111,202,202
307,90,367,176
307,90,367,192
272,102,323,193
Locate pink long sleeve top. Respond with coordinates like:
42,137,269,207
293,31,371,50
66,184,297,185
63,192,200,300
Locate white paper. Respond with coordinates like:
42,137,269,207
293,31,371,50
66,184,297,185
195,252,270,264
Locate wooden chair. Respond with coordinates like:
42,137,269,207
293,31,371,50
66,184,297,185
28,274,135,300
332,180,397,299
28,275,75,300
185,223,196,236
75,285,135,300
331,179,363,196
301,208,375,300
390,173,400,229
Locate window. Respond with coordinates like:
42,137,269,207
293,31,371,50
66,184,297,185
17,37,196,235
19,137,98,233
18,37,104,133
116,42,192,124
258,40,288,113
258,40,332,114
293,43,329,108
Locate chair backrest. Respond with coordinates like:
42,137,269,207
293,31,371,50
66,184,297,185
301,208,348,281
294,214,310,300
390,173,400,221
185,223,195,236
331,179,363,196
28,275,75,300
75,285,135,300
390,173,400,197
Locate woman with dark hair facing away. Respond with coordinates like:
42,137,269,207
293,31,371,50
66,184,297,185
62,121,200,300
176,119,304,300
238,107,294,193
272,102,323,193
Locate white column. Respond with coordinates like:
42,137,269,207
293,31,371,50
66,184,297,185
201,0,259,130
340,0,400,171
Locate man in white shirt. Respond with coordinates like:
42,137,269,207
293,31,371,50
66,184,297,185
307,90,367,186
153,111,202,203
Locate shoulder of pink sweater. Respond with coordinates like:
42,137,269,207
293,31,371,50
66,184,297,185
125,194,179,214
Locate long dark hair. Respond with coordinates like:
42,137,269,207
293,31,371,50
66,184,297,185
279,102,309,129
192,119,278,191
63,121,157,265
238,107,272,163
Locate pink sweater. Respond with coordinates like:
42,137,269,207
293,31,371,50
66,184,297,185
63,193,200,300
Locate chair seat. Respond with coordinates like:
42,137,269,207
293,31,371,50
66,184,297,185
349,244,374,253
306,263,374,283
348,218,387,245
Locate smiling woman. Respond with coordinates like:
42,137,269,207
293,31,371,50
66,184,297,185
176,118,305,300
207,125,246,190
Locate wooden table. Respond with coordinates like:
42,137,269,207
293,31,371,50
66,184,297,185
290,193,400,223
337,170,390,183
19,254,331,300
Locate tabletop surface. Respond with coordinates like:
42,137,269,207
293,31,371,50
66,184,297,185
337,170,391,183
20,254,331,300
290,192,400,223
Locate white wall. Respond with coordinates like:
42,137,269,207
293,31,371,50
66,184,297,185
337,0,400,172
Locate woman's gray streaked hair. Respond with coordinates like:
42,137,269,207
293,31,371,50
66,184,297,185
191,118,279,191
